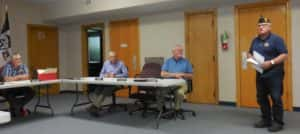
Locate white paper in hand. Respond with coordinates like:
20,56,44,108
247,51,265,74
253,51,264,64
246,58,259,65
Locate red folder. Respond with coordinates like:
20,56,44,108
38,73,57,81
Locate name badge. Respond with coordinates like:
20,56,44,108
264,42,270,47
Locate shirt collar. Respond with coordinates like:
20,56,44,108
258,32,272,41
172,57,184,62
8,62,20,69
109,60,120,65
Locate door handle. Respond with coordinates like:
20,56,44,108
132,55,136,71
241,51,247,70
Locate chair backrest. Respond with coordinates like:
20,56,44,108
186,79,193,94
132,63,162,94
137,63,162,78
144,57,164,66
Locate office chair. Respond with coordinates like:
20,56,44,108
128,63,162,117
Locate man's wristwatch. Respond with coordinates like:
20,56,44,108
270,60,275,65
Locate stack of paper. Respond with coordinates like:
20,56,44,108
4,80,31,85
37,68,57,74
247,51,264,74
80,77,95,81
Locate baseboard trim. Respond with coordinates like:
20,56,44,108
219,101,236,107
293,107,300,112
59,90,78,94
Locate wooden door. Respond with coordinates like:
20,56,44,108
27,25,59,94
185,11,218,104
236,2,292,110
109,19,140,97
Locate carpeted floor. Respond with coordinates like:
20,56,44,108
0,93,299,134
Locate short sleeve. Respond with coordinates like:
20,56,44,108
186,61,193,73
275,37,288,54
1,65,9,77
161,60,169,72
99,61,108,78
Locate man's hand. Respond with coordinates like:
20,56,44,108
105,73,115,78
4,74,29,82
261,60,272,70
175,73,185,79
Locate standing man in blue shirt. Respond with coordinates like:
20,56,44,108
87,51,128,117
248,16,288,132
161,45,193,112
0,53,34,117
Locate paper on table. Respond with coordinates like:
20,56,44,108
247,51,264,74
37,68,57,74
102,78,117,82
4,80,31,85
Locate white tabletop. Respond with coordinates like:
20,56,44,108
62,78,186,87
0,79,62,90
0,78,185,90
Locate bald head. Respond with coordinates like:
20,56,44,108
108,51,118,64
172,45,184,59
108,51,116,57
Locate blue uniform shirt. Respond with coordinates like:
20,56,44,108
162,57,193,74
99,60,128,78
249,33,287,75
1,62,29,77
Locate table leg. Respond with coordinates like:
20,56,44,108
155,87,177,129
155,87,164,129
70,83,91,115
34,85,55,116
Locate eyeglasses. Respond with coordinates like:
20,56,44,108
257,23,271,27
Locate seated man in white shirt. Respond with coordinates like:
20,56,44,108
87,51,128,117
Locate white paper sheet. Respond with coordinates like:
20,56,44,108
247,51,265,74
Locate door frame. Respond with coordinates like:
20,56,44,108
185,9,219,104
81,23,105,78
234,1,293,111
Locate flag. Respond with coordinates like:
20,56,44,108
0,0,12,68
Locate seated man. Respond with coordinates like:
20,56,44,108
87,51,128,117
161,45,193,112
1,53,34,117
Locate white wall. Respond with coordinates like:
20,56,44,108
291,0,300,107
139,12,185,67
217,6,236,102
7,0,43,64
